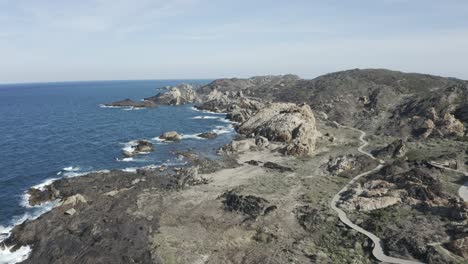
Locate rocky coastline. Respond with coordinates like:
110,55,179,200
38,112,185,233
2,69,468,264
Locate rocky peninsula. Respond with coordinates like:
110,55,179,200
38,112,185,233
2,69,468,264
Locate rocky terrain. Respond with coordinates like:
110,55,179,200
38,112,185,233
2,68,468,264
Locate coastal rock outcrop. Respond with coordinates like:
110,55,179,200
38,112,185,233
145,83,198,105
28,185,60,206
159,131,182,141
104,99,157,108
238,103,318,156
196,89,264,121
123,140,154,157
197,132,217,139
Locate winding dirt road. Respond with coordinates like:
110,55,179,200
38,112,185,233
330,122,423,264
429,162,468,202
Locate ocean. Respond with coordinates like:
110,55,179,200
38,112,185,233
0,80,235,231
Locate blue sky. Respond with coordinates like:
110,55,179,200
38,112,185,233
1,0,467,83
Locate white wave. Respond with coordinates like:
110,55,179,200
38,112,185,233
212,125,235,135
192,116,219,119
63,166,80,172
219,118,237,124
121,167,138,173
0,200,59,263
162,161,188,167
181,134,204,140
31,178,58,191
56,171,62,176
117,157,134,162
190,106,226,115
122,140,137,154
99,104,122,108
0,245,31,264
62,172,88,178
122,107,143,111
151,137,165,142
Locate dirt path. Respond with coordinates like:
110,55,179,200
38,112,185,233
429,162,468,202
330,122,423,264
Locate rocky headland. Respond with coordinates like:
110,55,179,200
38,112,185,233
2,68,468,264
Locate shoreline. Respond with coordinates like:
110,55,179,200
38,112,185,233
0,103,236,263
2,72,467,263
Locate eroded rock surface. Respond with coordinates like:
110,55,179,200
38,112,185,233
145,83,198,105
238,103,318,156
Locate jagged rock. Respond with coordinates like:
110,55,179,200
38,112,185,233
197,89,263,117
222,139,255,154
436,113,465,137
412,117,435,139
174,167,209,187
341,196,402,211
326,155,356,175
221,190,268,218
372,139,407,159
263,162,293,173
238,103,318,156
197,132,218,139
60,194,87,207
64,208,76,216
226,105,253,123
28,186,60,206
145,83,198,105
255,136,269,149
246,160,260,166
104,99,157,108
123,140,154,157
446,237,468,258
159,131,182,141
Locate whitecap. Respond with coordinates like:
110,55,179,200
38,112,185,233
122,140,138,155
181,134,204,140
117,157,134,162
212,124,235,135
162,161,188,167
0,245,31,264
121,167,138,173
190,106,226,115
192,116,219,119
63,166,80,172
99,104,121,108
0,200,59,263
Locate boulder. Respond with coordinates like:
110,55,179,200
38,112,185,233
60,194,87,207
159,131,182,141
123,140,154,157
238,103,318,156
64,208,76,216
197,132,218,139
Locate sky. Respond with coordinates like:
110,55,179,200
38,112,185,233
0,0,468,83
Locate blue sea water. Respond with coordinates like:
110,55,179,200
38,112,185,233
0,80,235,229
